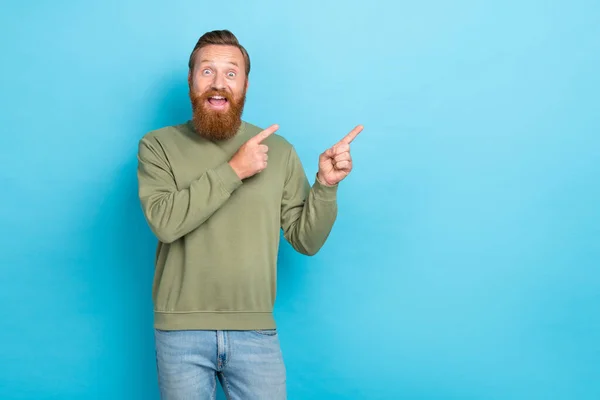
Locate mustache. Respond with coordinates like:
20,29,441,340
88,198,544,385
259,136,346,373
199,89,232,102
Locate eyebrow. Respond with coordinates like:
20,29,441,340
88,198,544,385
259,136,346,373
200,59,239,67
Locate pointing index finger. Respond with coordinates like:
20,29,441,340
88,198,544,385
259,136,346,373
252,124,279,144
339,125,364,145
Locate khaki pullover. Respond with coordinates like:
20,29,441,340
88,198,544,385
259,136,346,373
137,121,338,330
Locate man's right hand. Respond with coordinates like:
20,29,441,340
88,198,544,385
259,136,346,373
229,124,279,180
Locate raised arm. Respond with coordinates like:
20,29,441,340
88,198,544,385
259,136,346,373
137,137,242,243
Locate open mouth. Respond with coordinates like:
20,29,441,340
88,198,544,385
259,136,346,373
207,95,228,109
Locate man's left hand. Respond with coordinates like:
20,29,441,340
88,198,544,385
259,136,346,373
317,125,363,186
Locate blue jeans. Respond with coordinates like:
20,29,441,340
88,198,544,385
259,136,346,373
154,329,287,399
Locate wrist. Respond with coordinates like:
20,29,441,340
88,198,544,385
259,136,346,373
228,161,245,180
316,172,336,187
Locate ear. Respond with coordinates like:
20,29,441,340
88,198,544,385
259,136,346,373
188,71,192,87
245,77,250,91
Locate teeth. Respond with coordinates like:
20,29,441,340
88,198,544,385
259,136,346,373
211,96,225,100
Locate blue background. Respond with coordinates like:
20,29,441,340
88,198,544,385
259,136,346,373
1,0,599,399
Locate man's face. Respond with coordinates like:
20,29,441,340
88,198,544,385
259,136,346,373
188,44,248,140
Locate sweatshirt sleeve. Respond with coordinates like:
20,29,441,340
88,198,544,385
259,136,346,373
280,146,338,256
137,137,242,244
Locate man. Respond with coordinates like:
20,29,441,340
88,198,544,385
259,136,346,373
137,29,362,399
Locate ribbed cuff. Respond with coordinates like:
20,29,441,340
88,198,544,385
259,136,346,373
312,174,338,200
214,162,243,194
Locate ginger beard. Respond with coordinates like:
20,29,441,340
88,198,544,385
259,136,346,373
189,86,246,141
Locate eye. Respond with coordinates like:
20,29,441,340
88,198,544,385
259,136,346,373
202,69,212,76
227,71,236,78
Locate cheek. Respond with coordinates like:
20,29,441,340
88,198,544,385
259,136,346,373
231,78,247,95
191,76,210,92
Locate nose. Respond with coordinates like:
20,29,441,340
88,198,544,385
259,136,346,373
211,73,226,90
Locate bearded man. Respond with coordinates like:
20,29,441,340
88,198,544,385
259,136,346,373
137,29,362,400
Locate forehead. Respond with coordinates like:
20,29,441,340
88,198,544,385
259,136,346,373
195,44,245,68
